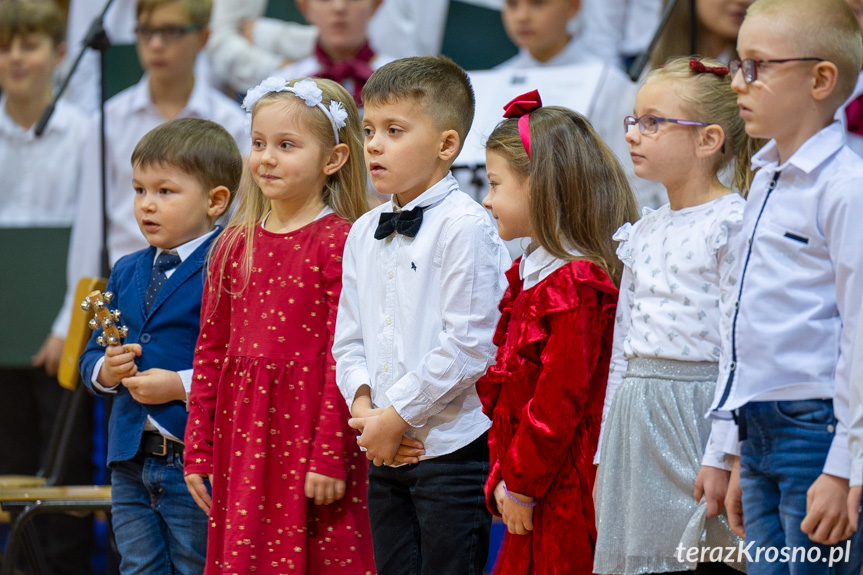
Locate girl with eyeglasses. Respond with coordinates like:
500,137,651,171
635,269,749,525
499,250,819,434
593,56,758,575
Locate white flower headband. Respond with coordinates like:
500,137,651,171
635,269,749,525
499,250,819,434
242,77,349,144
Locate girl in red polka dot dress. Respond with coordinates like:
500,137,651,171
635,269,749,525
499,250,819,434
184,77,375,575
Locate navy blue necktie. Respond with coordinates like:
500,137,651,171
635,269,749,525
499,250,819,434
374,205,425,240
145,251,181,312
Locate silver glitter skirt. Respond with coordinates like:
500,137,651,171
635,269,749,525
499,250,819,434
593,358,744,574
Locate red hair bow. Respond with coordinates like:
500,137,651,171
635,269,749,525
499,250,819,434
502,90,543,158
502,89,543,118
689,59,729,76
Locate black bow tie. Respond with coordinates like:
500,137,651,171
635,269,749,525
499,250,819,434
374,205,425,240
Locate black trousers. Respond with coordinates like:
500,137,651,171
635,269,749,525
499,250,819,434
367,432,492,575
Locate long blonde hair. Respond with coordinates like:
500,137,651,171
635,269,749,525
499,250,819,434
644,57,759,194
213,77,368,297
486,107,639,287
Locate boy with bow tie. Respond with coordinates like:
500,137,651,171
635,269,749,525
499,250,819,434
333,56,510,574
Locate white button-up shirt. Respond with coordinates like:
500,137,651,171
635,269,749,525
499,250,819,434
849,291,863,487
709,122,863,479
519,244,582,290
0,98,89,226
333,173,510,458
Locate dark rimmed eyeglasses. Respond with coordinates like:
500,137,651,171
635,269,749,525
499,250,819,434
623,114,710,135
134,24,203,44
728,58,825,84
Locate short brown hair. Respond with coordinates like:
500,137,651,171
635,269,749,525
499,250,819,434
131,118,243,203
0,1,65,48
136,0,212,28
361,56,475,153
746,0,863,103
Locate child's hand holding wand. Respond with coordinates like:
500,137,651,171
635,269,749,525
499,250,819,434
97,343,141,388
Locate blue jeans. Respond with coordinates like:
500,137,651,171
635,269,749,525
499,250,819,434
367,432,491,575
739,400,863,575
111,445,208,575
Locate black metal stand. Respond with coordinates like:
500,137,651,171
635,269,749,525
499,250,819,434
35,0,116,279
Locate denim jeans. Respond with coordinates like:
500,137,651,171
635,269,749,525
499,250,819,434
111,446,208,575
367,432,492,575
739,400,863,575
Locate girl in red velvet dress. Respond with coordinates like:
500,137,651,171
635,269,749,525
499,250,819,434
477,90,639,575
183,78,375,575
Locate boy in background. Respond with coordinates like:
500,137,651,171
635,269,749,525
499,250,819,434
46,0,246,370
0,3,93,572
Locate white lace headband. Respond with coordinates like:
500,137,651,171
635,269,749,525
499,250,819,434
242,77,348,144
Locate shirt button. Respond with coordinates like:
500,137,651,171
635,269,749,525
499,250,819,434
383,364,390,372
728,361,736,371
386,317,392,325
139,333,151,344
388,271,394,279
827,424,835,433
734,301,740,310
747,238,752,247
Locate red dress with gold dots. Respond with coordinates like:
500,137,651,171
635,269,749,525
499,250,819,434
185,214,375,575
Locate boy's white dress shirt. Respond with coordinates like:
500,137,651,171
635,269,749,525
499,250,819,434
0,98,89,226
709,122,863,480
333,173,510,458
495,37,592,70
51,74,247,340
849,292,863,487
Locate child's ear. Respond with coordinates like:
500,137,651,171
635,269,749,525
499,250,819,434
295,0,309,20
207,186,231,219
810,61,839,102
197,26,210,51
568,0,581,19
438,129,461,163
695,124,725,159
323,143,350,176
54,41,67,64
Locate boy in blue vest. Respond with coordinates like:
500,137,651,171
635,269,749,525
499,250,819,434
79,118,242,575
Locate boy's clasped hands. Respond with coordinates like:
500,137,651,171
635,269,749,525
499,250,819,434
348,387,426,466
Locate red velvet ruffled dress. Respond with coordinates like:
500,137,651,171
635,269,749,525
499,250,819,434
476,258,619,575
185,215,375,575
